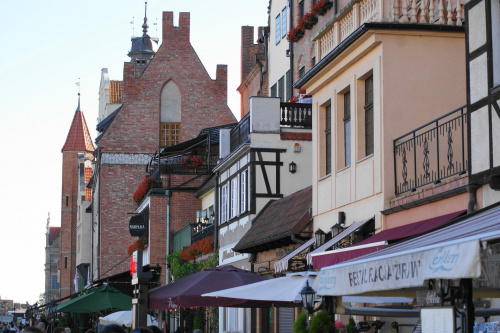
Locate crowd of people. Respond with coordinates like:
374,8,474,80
1,323,165,333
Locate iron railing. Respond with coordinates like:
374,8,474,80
230,113,250,152
192,223,215,243
394,105,468,195
229,102,312,152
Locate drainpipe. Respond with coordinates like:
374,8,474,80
97,157,101,280
214,171,220,251
165,185,171,284
467,184,479,213
289,0,294,97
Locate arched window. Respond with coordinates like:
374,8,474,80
160,81,181,147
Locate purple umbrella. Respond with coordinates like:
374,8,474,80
149,265,273,309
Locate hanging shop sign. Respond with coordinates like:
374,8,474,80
129,214,147,237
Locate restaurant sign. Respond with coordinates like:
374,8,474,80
315,240,481,296
129,214,147,237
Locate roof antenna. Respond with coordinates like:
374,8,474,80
154,17,158,38
142,1,149,36
130,16,135,36
75,79,81,112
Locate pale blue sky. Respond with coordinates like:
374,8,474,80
0,0,269,304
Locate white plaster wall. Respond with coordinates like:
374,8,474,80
482,184,500,207
469,53,489,103
318,178,333,213
471,106,490,173
250,97,281,133
268,0,291,96
335,168,352,207
493,112,500,167
468,1,487,52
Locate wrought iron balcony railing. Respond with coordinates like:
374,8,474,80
393,105,467,195
229,102,312,152
192,223,214,243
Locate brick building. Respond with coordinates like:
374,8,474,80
44,214,61,303
91,11,236,285
60,97,95,298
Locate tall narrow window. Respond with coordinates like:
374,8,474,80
278,76,285,102
286,70,292,102
325,105,332,175
160,122,181,147
281,7,287,38
64,257,68,269
344,91,351,167
365,76,374,156
271,83,277,97
230,177,238,218
220,184,228,223
299,1,305,18
299,67,305,78
240,170,247,213
275,14,281,45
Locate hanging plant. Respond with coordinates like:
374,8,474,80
127,237,148,255
179,155,204,167
180,236,214,261
133,176,156,203
313,0,334,16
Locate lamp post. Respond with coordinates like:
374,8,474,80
300,280,316,324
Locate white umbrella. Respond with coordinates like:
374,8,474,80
99,310,157,327
202,271,317,303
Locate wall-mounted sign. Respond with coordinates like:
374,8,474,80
129,214,147,237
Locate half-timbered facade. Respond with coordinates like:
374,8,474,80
214,96,312,332
465,0,500,207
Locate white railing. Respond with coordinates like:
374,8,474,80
317,0,463,60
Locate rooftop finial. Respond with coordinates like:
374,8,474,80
142,1,149,36
76,79,81,112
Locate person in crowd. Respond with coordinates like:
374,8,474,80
84,329,95,333
100,325,126,333
64,328,70,333
53,328,64,333
147,326,161,333
21,327,44,333
131,328,151,333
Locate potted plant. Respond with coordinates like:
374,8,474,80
127,237,148,255
303,13,318,29
309,311,338,332
133,176,156,203
180,155,204,168
313,0,334,15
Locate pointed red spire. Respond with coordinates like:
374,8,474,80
61,96,95,152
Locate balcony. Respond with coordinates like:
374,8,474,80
393,105,467,195
317,0,464,61
229,102,312,152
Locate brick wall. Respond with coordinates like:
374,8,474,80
95,11,236,281
60,151,79,298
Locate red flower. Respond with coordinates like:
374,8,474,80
179,155,204,168
133,177,156,203
180,236,214,261
127,237,148,255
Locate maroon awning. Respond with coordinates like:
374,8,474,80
311,210,466,269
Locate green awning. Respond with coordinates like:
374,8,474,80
57,285,132,313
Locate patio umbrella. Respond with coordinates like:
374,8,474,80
202,270,317,304
99,310,157,327
149,265,271,309
57,285,132,313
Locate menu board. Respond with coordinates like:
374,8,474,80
421,307,455,333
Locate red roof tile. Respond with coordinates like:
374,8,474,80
62,110,95,152
49,227,61,245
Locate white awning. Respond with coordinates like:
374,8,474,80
307,217,374,265
203,270,317,303
314,204,500,296
274,238,315,273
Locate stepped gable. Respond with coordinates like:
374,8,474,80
62,101,95,152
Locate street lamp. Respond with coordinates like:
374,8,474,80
314,229,326,248
300,280,316,322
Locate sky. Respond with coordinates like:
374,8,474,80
0,0,269,305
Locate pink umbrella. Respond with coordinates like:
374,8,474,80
335,320,346,328
149,266,280,309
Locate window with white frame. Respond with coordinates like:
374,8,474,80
230,177,239,218
240,170,247,213
275,14,281,44
220,184,228,223
281,7,287,39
